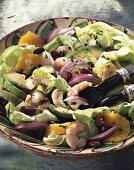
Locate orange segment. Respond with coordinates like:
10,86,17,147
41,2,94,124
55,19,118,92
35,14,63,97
100,111,130,143
15,53,42,71
18,31,43,47
46,122,75,136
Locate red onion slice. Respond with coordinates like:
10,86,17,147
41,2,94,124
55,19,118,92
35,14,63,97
59,61,75,78
45,27,74,43
14,121,48,131
68,74,101,86
59,60,89,79
64,96,89,106
88,126,117,141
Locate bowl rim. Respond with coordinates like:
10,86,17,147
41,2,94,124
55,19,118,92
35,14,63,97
0,17,134,159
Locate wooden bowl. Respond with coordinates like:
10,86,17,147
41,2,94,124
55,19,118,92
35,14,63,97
0,17,134,159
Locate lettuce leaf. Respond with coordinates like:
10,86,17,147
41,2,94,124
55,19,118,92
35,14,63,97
93,57,110,78
43,134,65,146
9,109,57,125
36,109,57,121
9,111,35,125
116,101,134,121
37,84,54,94
0,45,36,76
53,75,69,92
37,75,69,94
33,65,54,74
101,39,134,66
97,31,114,48
5,102,15,118
44,35,77,52
32,66,55,85
59,35,77,51
75,22,128,49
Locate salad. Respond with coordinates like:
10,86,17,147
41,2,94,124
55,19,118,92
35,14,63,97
0,21,134,150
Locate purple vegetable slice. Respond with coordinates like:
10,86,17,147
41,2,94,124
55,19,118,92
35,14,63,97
68,74,100,86
14,121,48,131
88,126,117,141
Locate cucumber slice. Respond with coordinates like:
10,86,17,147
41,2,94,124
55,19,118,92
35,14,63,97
48,104,74,119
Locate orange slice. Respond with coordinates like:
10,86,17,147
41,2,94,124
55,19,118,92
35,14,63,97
15,53,42,71
18,31,43,47
101,111,130,143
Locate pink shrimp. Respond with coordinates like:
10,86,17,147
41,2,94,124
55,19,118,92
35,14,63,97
66,123,87,149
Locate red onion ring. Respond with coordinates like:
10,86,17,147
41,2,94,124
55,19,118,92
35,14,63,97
68,74,100,86
45,27,74,43
59,61,75,78
59,60,89,79
88,126,117,141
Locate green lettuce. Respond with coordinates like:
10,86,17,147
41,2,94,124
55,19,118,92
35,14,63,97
9,111,35,125
0,45,36,76
37,75,69,94
53,75,69,92
116,101,134,120
43,134,65,146
44,35,77,52
93,57,110,78
59,35,77,51
32,66,55,82
75,22,128,49
35,109,57,122
37,84,54,94
101,39,134,66
33,65,54,74
9,109,57,125
73,107,109,138
5,102,15,118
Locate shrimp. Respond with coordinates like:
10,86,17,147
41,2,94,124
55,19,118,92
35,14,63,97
38,103,49,112
32,92,46,104
55,57,70,69
26,77,41,89
25,92,47,106
25,94,33,105
51,89,67,108
67,81,92,97
66,123,87,149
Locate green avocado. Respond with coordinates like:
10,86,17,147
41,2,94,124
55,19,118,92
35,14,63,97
5,73,28,90
0,90,22,105
48,104,74,119
0,77,27,99
66,45,104,62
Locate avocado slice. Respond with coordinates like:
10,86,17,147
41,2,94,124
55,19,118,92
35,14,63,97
5,73,28,90
0,90,22,105
65,45,103,61
4,80,27,99
48,104,74,119
0,77,27,99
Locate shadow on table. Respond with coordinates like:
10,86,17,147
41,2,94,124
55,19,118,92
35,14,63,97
0,139,134,170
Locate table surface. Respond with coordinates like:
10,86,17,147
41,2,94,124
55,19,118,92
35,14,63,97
0,0,134,169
